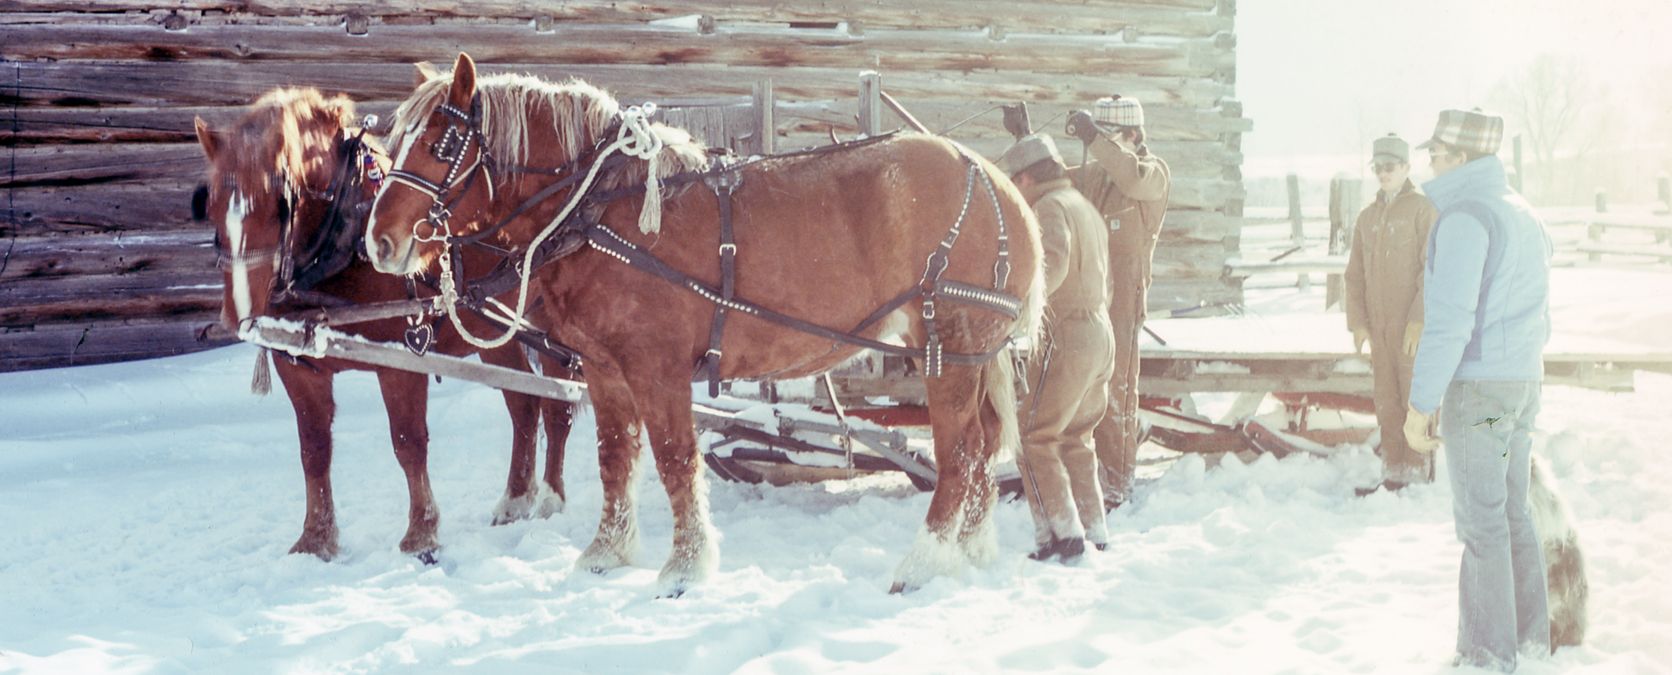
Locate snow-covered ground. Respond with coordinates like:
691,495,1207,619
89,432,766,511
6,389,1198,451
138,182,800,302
4,268,1672,674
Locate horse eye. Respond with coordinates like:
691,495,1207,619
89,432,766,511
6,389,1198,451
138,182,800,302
191,184,209,221
276,194,292,224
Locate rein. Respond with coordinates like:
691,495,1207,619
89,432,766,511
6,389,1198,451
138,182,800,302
388,95,1022,381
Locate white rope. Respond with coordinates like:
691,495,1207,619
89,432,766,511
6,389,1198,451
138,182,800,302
440,104,665,349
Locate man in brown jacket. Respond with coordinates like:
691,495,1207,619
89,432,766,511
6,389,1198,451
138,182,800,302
1065,95,1172,510
1345,133,1439,493
999,133,1116,563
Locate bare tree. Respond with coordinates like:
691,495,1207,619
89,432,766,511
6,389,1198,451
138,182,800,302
1489,54,1597,203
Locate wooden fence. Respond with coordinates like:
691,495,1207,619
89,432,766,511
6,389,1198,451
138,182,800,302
1,0,1249,370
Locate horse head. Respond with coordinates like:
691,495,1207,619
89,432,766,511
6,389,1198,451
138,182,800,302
366,52,706,277
366,52,502,276
194,87,373,331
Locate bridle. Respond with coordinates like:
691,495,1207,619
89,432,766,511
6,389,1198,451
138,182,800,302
382,96,497,246
201,124,383,304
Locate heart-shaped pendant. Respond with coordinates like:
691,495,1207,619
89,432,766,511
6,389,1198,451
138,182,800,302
403,323,434,356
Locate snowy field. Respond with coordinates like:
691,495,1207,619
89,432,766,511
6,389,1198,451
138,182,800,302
4,267,1672,674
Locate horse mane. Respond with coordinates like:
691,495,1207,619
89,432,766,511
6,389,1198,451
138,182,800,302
386,70,710,196
222,87,356,198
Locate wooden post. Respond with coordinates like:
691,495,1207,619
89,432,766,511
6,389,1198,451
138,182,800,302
1511,135,1524,193
1657,171,1670,213
1325,174,1359,310
752,78,774,155
1286,173,1303,246
1285,173,1307,290
858,71,883,137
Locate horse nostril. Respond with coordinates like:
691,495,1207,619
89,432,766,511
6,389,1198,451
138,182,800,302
376,236,394,263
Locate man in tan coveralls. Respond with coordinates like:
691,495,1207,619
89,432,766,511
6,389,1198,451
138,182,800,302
1000,133,1116,563
1065,96,1172,511
1345,133,1439,493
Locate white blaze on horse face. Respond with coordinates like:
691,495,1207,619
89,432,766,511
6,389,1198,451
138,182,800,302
225,192,254,323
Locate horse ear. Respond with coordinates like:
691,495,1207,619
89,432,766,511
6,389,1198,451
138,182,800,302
448,52,477,106
414,61,439,86
194,116,220,160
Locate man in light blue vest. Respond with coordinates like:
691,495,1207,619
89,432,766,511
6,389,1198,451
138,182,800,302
1404,108,1554,671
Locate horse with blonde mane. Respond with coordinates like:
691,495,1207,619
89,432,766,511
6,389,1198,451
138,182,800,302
363,54,1042,594
194,86,576,561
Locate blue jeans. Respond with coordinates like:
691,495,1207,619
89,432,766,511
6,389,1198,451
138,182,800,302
1442,380,1550,670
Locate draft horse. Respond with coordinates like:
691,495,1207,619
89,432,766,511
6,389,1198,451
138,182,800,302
363,53,1043,593
193,86,576,561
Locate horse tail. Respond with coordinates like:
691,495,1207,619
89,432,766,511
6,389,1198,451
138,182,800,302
982,348,1022,463
987,166,1046,464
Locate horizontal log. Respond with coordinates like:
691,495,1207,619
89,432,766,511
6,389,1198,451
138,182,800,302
1149,239,1233,280
2,181,202,236
4,144,208,188
12,96,1248,146
1160,209,1240,243
0,231,214,287
1146,277,1240,315
0,283,222,327
9,60,1234,111
0,314,234,372
774,98,1249,144
0,21,1233,80
0,1,1225,36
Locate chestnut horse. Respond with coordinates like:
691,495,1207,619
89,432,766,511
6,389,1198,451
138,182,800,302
364,54,1042,593
193,87,576,561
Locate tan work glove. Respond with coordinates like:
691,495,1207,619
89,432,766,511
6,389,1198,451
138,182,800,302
1352,328,1370,354
1404,405,1440,453
1403,322,1423,357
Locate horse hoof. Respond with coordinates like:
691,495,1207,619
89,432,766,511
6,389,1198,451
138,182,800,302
288,534,339,561
535,493,566,519
888,581,910,595
415,549,440,566
491,493,535,526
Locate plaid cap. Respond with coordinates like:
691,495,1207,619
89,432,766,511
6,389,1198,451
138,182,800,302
997,133,1063,177
1094,95,1144,128
1370,133,1408,164
1415,108,1503,155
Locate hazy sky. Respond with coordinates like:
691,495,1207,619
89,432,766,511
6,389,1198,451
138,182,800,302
1237,0,1672,174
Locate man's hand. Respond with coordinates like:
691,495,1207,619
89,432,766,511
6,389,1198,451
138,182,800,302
1352,328,1370,354
1065,110,1101,144
1001,102,1032,140
1403,322,1423,357
1404,406,1439,453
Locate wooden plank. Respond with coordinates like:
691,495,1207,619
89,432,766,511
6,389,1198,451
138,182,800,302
10,60,1235,110
0,1,1229,37
0,314,232,372
243,319,590,402
0,22,1230,79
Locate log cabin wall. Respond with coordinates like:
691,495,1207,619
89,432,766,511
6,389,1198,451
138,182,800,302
0,0,1248,371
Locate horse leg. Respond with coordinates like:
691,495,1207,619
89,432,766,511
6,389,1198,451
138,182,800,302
628,362,717,596
891,361,1000,593
277,360,340,560
374,368,440,562
574,363,643,574
536,353,576,518
479,345,542,525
